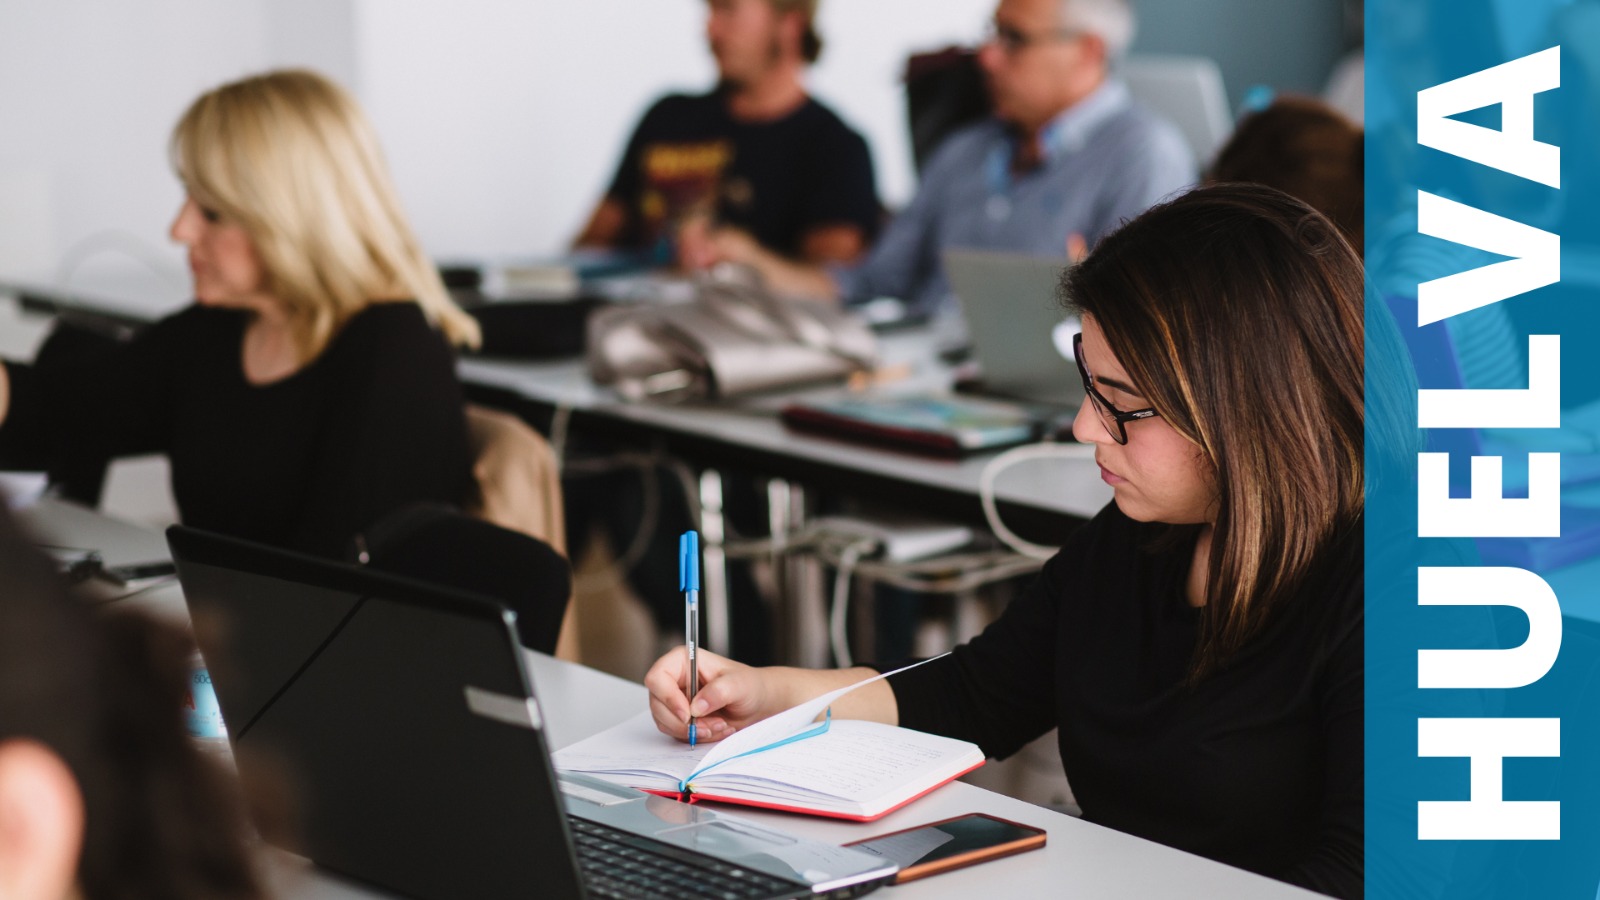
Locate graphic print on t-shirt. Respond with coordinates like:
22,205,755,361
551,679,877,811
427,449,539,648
637,140,734,243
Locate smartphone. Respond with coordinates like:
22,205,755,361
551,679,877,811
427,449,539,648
843,813,1046,884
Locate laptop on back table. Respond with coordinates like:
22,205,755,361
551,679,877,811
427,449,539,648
942,248,1084,411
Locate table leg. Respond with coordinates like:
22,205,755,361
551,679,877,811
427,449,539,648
698,469,730,655
769,480,830,667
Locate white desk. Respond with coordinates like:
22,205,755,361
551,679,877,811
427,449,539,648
14,499,1314,899
459,333,1111,526
2,283,1110,534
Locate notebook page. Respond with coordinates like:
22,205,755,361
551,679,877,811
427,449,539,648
706,720,982,803
552,712,708,786
691,653,951,778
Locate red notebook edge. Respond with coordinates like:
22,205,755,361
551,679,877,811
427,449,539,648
636,757,987,822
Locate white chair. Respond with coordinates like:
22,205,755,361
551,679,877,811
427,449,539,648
1120,54,1234,167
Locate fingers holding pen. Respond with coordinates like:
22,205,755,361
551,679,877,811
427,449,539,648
648,693,731,743
644,647,759,743
645,646,720,741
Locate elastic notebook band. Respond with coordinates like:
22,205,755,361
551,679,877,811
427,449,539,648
677,708,833,796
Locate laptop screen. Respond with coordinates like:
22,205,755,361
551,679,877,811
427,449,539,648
943,248,1084,407
169,526,584,900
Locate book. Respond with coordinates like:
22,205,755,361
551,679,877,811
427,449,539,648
494,250,653,299
552,658,984,822
781,394,1046,458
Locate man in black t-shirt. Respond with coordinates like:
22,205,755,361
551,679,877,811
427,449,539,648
571,2,879,663
574,0,879,269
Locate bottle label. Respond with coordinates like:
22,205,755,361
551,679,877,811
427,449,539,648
184,661,227,740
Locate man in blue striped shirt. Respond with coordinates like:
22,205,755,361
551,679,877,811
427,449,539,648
702,0,1196,318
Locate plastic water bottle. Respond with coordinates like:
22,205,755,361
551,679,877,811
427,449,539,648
183,651,229,749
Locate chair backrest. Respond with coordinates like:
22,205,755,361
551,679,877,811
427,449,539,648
1120,54,1233,166
358,503,572,654
903,46,990,175
903,49,1232,173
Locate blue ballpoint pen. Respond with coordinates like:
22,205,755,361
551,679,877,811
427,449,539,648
680,531,701,749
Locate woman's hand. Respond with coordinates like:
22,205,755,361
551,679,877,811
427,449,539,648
644,647,791,744
644,649,900,744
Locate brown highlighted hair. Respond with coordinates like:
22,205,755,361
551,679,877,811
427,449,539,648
1061,184,1364,679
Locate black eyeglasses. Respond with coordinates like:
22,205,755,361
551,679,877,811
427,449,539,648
982,21,1083,55
1073,331,1159,445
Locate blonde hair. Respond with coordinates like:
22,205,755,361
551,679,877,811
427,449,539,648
170,69,479,359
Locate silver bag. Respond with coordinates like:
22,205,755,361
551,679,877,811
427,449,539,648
586,278,878,401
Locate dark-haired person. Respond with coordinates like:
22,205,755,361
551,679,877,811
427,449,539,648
0,504,262,899
569,0,880,664
1209,94,1364,253
574,0,880,271
644,184,1365,898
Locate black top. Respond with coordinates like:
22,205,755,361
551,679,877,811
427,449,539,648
606,90,880,257
1,303,473,559
888,502,1363,899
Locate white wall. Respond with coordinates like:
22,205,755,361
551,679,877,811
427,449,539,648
0,0,360,301
358,0,991,259
354,0,714,262
0,2,264,288
0,0,990,286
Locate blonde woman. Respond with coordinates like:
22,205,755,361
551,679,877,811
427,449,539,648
0,69,480,558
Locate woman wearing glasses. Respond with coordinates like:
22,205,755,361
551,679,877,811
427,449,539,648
645,183,1365,898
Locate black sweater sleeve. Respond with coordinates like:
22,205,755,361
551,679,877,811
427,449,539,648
887,516,1099,760
0,308,204,466
285,306,473,558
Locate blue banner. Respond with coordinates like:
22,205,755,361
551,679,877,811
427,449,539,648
1367,1,1600,896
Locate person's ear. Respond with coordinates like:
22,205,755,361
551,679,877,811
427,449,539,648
0,740,84,900
778,9,806,57
1076,32,1109,69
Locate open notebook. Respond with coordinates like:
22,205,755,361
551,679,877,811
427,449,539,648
553,658,984,822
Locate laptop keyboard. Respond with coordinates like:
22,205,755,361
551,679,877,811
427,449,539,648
569,816,809,900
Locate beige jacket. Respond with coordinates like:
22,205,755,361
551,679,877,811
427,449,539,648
463,404,578,660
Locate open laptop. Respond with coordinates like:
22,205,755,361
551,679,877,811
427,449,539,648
943,248,1084,409
167,526,896,900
